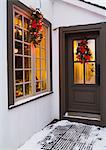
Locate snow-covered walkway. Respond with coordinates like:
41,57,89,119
17,120,106,150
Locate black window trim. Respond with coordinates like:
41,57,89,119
7,0,53,109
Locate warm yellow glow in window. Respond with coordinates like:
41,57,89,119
85,63,95,84
14,12,22,27
73,40,78,61
74,63,84,84
73,39,96,84
35,47,40,58
42,59,46,69
36,59,41,69
41,49,46,58
36,70,41,81
41,70,47,80
73,39,95,61
42,81,46,90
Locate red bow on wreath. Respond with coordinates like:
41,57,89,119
29,8,43,47
76,40,92,63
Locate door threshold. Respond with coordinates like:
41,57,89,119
64,112,101,121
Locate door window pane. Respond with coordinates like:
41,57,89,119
87,39,95,61
74,63,84,84
85,62,96,84
73,40,79,61
73,39,95,62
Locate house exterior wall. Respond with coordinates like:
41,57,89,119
0,0,59,150
0,0,106,149
53,0,106,29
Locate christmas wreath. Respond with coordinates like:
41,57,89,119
76,40,92,63
29,8,43,47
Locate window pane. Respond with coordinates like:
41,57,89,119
42,81,47,91
88,39,95,61
14,27,22,41
16,84,23,98
36,70,41,81
25,70,31,82
43,26,46,36
15,41,22,54
36,59,41,69
36,81,41,92
24,57,31,68
15,56,23,68
74,63,84,84
41,59,46,69
24,17,30,29
85,62,96,84
73,39,95,61
73,40,79,61
41,26,47,49
41,37,46,49
35,47,40,58
41,70,47,80
41,49,46,59
14,12,22,27
15,71,23,83
25,83,32,95
24,31,29,42
24,44,31,56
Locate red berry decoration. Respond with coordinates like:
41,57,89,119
76,39,92,63
29,8,43,47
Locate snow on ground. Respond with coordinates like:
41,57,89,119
17,120,106,150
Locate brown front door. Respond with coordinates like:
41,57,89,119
66,32,100,114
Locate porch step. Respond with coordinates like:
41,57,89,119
63,112,101,126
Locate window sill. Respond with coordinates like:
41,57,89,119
9,91,53,109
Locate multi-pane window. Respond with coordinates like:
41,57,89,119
13,7,51,102
73,39,96,84
35,26,48,93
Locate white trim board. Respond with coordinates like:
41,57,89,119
54,0,106,17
